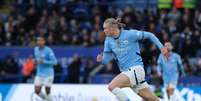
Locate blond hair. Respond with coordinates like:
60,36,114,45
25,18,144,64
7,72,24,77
165,42,173,51
104,17,125,28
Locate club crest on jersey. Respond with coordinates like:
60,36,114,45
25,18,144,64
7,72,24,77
122,40,128,44
116,40,129,45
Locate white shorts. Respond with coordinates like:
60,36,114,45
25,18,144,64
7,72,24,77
34,76,54,87
122,65,149,93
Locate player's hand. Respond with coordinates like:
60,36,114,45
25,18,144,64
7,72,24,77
157,73,162,78
96,54,103,62
160,47,168,59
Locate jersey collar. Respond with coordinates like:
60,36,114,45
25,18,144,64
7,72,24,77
113,29,122,40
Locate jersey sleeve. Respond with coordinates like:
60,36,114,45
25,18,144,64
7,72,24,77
176,54,185,76
177,54,182,66
103,38,112,52
102,38,113,64
157,54,163,75
129,29,143,41
34,47,40,62
143,31,164,49
130,30,164,49
102,52,113,64
43,48,57,65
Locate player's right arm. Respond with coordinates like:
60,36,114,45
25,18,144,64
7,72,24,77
97,38,113,64
157,54,163,77
34,47,40,65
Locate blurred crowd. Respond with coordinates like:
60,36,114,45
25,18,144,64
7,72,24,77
0,0,201,84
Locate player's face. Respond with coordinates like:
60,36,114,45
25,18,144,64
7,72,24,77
37,37,45,47
165,42,173,52
103,23,119,37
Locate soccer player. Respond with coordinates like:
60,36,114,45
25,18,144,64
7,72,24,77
34,36,57,101
157,42,185,101
96,18,168,101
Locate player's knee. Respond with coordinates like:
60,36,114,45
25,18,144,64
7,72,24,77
167,88,174,95
35,89,41,95
166,89,170,94
108,84,117,92
108,85,114,92
35,87,41,94
46,89,50,95
45,87,51,95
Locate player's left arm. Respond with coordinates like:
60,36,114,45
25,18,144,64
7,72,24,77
177,54,186,76
157,54,163,77
43,49,57,65
139,31,163,49
136,31,168,58
131,30,163,48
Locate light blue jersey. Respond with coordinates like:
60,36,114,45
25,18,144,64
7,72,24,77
157,52,184,85
102,29,164,71
34,46,57,77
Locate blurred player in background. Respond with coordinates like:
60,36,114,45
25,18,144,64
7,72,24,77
34,36,57,101
97,17,168,101
157,42,185,101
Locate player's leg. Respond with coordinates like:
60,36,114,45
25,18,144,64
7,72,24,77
138,87,159,101
45,86,52,101
34,76,46,99
166,84,176,101
108,73,131,101
44,76,54,101
129,66,159,101
167,87,174,100
45,86,51,95
163,79,177,101
35,85,42,95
